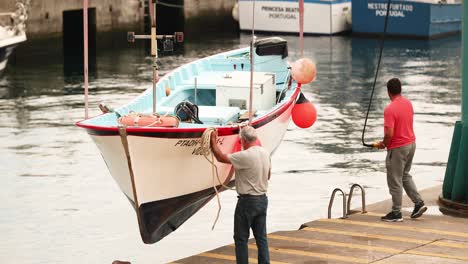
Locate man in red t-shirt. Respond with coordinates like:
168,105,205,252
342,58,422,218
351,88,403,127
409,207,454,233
376,78,427,222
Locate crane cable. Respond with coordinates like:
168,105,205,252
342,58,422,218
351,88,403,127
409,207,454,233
361,0,392,148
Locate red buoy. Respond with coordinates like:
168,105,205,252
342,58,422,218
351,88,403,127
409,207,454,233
292,93,317,128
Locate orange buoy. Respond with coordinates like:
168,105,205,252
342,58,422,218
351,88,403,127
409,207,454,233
118,113,179,127
292,93,317,128
291,58,316,84
165,87,171,96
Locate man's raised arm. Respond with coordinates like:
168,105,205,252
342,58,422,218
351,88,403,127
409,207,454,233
210,130,231,164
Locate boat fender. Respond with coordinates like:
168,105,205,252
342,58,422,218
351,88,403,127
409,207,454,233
175,101,203,124
165,87,171,96
118,112,179,127
345,8,352,26
291,58,316,84
292,92,317,128
232,2,239,22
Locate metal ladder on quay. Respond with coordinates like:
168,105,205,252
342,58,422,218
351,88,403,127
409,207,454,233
328,183,367,219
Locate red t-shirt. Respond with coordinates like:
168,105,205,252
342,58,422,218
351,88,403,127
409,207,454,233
384,96,416,150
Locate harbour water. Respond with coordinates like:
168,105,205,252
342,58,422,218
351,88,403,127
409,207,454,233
0,33,462,263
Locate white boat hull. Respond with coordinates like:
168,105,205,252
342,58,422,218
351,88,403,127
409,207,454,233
85,95,296,243
239,0,351,34
0,32,26,75
89,102,294,206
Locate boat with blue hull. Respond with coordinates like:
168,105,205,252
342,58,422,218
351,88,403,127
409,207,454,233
352,0,461,39
238,0,352,35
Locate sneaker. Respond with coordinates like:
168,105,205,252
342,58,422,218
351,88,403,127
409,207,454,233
411,202,427,219
381,211,403,222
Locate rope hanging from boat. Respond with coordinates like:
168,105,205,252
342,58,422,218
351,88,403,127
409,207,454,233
361,0,392,148
299,0,304,57
83,0,89,119
200,127,235,230
118,126,146,238
248,0,256,125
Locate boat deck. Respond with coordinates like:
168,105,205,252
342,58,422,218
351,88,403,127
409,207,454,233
172,186,468,264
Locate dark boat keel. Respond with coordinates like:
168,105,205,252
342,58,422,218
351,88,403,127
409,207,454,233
136,181,234,244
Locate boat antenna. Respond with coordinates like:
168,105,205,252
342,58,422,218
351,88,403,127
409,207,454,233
149,0,159,114
83,0,89,119
299,0,304,58
361,0,391,148
248,0,256,125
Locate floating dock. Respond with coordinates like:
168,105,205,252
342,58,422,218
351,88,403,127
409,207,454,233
172,186,468,263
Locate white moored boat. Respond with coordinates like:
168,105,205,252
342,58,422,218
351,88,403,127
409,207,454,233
238,0,352,35
76,37,305,244
0,29,25,75
0,1,28,75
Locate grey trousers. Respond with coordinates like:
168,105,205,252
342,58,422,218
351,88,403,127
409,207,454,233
386,143,423,213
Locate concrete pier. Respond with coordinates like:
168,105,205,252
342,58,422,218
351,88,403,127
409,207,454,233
173,186,468,263
0,0,237,39
0,0,144,37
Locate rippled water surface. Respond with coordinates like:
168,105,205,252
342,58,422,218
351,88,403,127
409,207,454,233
0,33,462,263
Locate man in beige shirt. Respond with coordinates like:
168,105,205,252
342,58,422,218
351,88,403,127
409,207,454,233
210,126,271,264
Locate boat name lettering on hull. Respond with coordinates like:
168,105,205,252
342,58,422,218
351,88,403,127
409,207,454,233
174,139,200,147
367,2,413,18
375,10,405,17
191,138,225,155
269,13,297,19
261,5,298,20
174,139,226,155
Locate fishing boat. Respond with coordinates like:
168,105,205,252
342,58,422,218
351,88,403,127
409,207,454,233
352,0,462,39
76,0,318,244
0,1,28,76
237,0,352,35
76,37,312,243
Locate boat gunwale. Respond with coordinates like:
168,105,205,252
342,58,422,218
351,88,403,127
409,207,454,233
75,86,300,137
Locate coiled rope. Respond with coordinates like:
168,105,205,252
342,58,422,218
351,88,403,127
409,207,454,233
200,127,236,230
361,0,392,148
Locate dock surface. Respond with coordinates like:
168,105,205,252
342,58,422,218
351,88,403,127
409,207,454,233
173,186,468,263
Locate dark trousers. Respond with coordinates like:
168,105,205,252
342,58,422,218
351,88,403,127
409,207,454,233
234,194,270,264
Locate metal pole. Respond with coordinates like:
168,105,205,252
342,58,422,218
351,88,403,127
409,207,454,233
194,77,197,105
464,0,468,125
248,0,256,125
299,0,304,57
83,0,89,119
450,0,468,202
150,0,159,114
440,1,468,212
